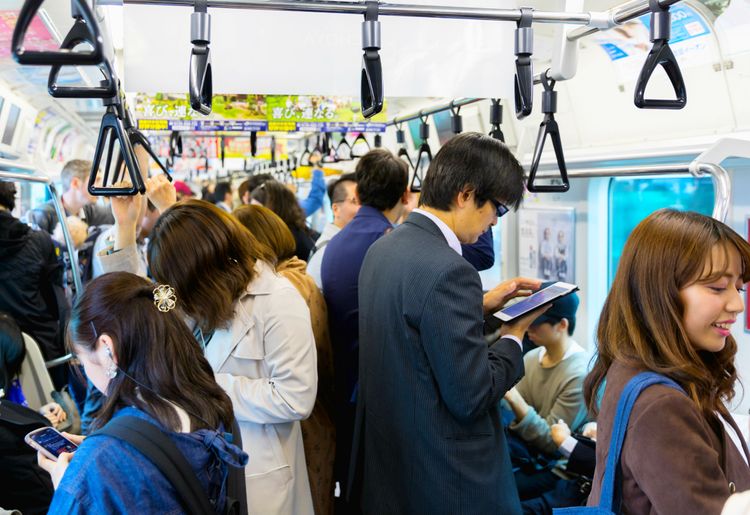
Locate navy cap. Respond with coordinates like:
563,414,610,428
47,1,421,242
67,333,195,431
530,281,580,334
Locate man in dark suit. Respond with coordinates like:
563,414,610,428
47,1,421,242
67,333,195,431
353,133,547,515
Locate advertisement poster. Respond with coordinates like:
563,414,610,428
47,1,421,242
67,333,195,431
518,207,575,283
134,93,387,132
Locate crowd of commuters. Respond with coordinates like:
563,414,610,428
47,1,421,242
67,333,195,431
1,133,749,515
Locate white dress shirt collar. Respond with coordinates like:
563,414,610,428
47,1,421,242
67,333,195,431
412,208,462,256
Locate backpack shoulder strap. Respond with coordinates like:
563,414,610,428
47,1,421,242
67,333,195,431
597,371,686,513
94,415,216,515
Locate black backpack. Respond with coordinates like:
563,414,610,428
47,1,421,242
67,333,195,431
94,416,247,515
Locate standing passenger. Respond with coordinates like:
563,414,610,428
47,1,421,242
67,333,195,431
147,200,318,515
353,133,545,515
235,204,336,515
320,149,409,508
307,173,359,288
39,272,247,514
586,209,750,514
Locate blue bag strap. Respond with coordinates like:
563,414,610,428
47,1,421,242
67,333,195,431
598,371,686,513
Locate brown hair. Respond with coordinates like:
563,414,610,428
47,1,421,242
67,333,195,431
249,180,309,232
233,204,296,262
66,272,235,432
147,199,274,333
585,209,750,419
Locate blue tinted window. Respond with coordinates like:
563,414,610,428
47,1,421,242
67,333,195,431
608,176,714,285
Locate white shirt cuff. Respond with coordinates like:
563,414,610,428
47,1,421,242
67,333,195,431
504,334,523,351
559,435,578,458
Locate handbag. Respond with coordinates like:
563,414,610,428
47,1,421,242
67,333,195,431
553,371,685,515
94,415,245,515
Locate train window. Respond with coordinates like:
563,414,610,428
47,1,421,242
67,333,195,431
608,176,714,285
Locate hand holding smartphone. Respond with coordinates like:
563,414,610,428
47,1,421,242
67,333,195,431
25,426,79,461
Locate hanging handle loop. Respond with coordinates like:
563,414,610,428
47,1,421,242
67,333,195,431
189,0,213,115
527,71,570,193
13,0,104,66
633,0,686,109
514,7,534,119
361,1,384,118
489,99,505,143
450,103,463,134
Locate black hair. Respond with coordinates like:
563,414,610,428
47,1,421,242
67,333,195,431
0,313,26,393
243,174,274,196
328,173,357,203
0,182,17,211
419,132,525,211
355,149,408,212
214,181,232,204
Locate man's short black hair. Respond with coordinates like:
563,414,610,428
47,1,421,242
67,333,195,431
420,132,525,211
355,149,408,212
214,181,232,202
328,173,357,204
0,182,16,211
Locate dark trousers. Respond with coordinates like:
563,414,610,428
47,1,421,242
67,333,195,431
522,478,589,515
515,469,560,501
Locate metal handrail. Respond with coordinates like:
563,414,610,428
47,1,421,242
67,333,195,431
0,170,84,295
527,162,730,222
388,98,481,127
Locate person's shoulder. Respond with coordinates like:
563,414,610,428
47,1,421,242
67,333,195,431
523,347,544,368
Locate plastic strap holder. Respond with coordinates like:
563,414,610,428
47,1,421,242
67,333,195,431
527,71,570,193
189,0,213,115
514,7,534,119
361,1,384,118
633,0,686,110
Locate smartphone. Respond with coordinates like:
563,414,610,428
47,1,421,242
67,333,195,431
493,281,578,323
25,426,78,461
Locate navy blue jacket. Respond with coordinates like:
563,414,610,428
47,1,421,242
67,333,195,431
320,205,393,408
351,212,524,515
462,228,494,271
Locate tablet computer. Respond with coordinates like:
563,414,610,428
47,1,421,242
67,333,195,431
493,281,578,323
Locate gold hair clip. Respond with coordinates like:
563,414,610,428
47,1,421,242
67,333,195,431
153,284,177,313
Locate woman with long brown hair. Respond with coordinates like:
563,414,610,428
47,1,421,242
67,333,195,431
147,199,318,515
585,209,750,514
234,204,336,515
38,272,246,513
250,180,317,261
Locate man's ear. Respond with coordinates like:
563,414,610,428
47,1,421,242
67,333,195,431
556,318,569,334
455,188,473,209
400,188,410,205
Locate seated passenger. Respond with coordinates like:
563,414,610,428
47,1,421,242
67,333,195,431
250,180,318,261
0,182,67,388
502,287,589,499
38,272,247,513
307,173,359,288
586,209,750,514
234,204,336,515
147,200,317,515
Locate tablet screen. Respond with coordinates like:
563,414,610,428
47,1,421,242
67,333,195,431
496,283,577,320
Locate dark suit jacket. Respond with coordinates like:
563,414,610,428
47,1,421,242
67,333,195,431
352,212,525,515
567,435,595,477
588,361,750,514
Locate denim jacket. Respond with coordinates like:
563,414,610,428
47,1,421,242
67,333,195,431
48,406,247,514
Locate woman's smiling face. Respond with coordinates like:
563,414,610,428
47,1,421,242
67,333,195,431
679,245,745,353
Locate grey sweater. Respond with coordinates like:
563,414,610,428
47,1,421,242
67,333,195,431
510,342,591,455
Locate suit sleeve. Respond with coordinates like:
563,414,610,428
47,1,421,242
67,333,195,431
567,436,596,477
214,287,318,425
622,391,733,515
419,261,523,423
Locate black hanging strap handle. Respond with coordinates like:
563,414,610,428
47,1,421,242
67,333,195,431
351,132,371,157
13,0,104,66
189,0,213,115
361,1,384,119
450,103,463,134
169,131,183,168
489,99,505,143
514,7,534,119
634,0,686,109
527,71,569,193
335,134,353,161
410,114,431,193
115,109,173,184
89,108,145,197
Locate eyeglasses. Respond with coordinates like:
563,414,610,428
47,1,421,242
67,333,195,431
490,198,509,218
